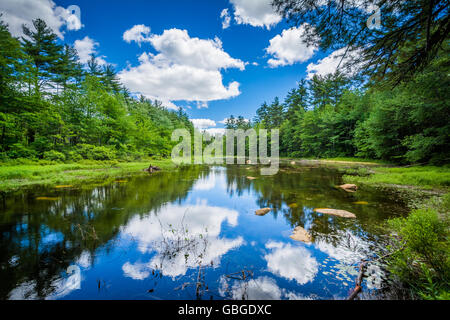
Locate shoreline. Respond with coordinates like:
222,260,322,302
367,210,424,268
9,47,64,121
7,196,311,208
0,158,448,195
0,159,176,192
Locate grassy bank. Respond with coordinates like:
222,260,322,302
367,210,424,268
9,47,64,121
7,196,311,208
337,162,449,299
342,165,450,191
0,159,176,192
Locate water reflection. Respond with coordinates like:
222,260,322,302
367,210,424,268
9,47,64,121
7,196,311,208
121,200,243,278
219,276,312,300
0,164,409,300
264,241,318,285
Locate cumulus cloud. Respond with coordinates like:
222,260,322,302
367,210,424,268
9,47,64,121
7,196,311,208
190,119,217,130
74,36,106,65
119,28,244,106
123,24,151,45
264,241,318,285
266,25,318,68
0,0,83,38
230,0,281,29
220,9,231,29
306,47,363,79
149,29,245,71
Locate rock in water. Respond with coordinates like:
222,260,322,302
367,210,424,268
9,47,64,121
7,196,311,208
314,208,356,218
144,164,162,173
247,176,257,180
290,226,312,243
255,208,271,216
290,161,296,165
339,184,358,192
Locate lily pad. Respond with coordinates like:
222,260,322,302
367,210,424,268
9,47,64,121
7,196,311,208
353,201,369,205
36,197,60,201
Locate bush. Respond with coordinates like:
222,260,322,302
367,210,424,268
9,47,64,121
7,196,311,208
75,144,116,160
6,143,37,159
43,150,66,162
387,208,449,299
66,150,83,162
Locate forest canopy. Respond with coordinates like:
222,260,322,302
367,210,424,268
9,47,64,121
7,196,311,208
0,17,193,162
226,0,450,164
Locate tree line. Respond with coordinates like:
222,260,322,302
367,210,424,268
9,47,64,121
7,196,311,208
225,0,449,164
0,17,193,162
246,61,449,164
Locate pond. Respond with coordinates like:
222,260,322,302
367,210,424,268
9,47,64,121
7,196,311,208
0,164,409,300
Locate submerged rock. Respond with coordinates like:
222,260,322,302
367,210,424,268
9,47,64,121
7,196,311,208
247,176,257,180
314,208,356,218
290,226,312,243
255,208,271,216
290,161,296,165
339,184,358,192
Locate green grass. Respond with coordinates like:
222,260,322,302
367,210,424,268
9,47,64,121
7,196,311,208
0,159,176,192
319,157,389,164
343,165,450,190
281,156,389,166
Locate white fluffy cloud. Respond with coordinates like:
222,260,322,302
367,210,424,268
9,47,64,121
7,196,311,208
220,9,231,29
123,24,151,45
73,36,106,65
190,119,217,130
306,47,363,79
264,241,318,285
230,0,281,29
149,29,245,71
266,25,318,68
0,0,82,38
119,28,244,106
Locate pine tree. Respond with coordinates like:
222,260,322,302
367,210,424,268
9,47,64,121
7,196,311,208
21,18,63,96
54,44,83,92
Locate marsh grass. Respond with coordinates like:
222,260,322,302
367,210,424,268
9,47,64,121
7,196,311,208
343,166,450,190
385,193,450,299
0,159,175,191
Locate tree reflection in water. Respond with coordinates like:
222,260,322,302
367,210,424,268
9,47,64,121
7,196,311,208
0,164,409,300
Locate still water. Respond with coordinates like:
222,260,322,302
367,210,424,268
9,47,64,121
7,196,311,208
0,164,409,300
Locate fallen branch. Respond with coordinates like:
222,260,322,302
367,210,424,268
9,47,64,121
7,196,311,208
347,260,367,300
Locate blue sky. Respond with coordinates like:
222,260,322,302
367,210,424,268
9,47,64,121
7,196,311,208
1,0,347,132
